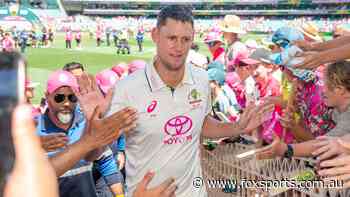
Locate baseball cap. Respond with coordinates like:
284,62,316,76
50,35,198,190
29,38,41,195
208,68,226,86
271,27,304,49
234,50,260,66
269,46,315,82
111,64,125,78
47,70,79,94
203,31,224,44
128,60,146,74
249,48,273,64
95,69,118,94
245,39,259,50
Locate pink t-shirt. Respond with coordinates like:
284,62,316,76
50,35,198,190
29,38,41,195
2,38,14,52
96,30,102,39
65,31,73,41
75,32,81,40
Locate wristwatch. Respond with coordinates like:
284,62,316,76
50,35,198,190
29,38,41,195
283,144,294,158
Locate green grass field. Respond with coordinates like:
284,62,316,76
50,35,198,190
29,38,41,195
26,32,266,104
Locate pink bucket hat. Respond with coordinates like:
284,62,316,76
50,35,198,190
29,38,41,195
128,60,146,74
95,69,118,94
47,70,79,94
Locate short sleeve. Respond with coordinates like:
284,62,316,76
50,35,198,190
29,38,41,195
104,80,129,118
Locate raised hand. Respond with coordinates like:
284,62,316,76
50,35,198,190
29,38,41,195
280,108,297,130
292,40,313,51
318,154,350,188
238,102,274,134
40,133,68,152
294,51,323,70
312,136,350,162
256,134,287,160
74,73,113,119
133,171,177,197
81,106,138,150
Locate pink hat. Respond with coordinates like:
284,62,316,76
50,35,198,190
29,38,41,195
47,70,79,94
244,39,259,50
111,65,125,78
128,60,146,74
234,49,260,66
210,26,221,33
204,31,223,43
95,69,118,94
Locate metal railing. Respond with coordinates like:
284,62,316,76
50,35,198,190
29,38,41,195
200,141,349,197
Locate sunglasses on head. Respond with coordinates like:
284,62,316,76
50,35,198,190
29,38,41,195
54,94,78,104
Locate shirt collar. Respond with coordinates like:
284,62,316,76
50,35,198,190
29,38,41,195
145,57,195,92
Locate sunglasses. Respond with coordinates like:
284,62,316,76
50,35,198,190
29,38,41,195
206,41,217,48
238,60,248,67
54,94,78,104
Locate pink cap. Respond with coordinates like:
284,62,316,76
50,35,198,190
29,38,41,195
234,49,260,66
111,65,125,78
210,26,221,33
95,69,118,94
47,70,79,94
204,31,223,43
128,60,146,74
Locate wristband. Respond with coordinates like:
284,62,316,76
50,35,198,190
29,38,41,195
283,144,294,158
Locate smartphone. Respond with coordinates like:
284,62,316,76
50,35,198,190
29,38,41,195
0,52,25,196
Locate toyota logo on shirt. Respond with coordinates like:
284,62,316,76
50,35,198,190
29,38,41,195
164,115,193,136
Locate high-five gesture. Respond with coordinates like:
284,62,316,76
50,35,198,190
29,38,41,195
74,73,113,119
238,103,274,134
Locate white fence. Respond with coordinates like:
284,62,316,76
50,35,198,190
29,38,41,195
200,141,348,197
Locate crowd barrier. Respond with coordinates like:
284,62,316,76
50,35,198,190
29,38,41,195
200,140,348,197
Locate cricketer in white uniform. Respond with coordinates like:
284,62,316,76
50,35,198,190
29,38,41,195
106,5,273,197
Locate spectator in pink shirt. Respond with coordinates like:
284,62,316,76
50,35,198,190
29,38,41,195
96,29,102,47
203,31,225,65
65,30,72,49
2,33,15,52
75,30,82,49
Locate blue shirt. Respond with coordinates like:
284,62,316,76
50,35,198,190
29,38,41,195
110,133,125,154
136,32,144,42
36,107,118,177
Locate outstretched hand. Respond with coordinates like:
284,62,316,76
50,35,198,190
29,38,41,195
74,73,114,119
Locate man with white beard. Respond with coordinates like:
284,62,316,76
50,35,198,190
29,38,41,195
35,70,138,197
